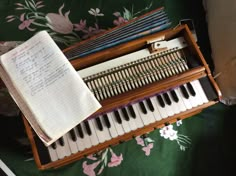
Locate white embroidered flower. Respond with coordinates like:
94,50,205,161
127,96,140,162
88,8,104,16
160,125,178,140
176,119,183,126
168,130,178,141
46,4,73,34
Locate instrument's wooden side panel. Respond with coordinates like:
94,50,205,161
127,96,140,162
181,25,222,100
22,115,45,169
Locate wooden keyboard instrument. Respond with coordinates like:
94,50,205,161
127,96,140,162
22,24,221,170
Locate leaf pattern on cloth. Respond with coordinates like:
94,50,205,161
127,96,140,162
160,121,191,151
136,135,155,156
82,148,123,176
5,0,153,47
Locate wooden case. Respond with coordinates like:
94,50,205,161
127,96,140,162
22,25,221,170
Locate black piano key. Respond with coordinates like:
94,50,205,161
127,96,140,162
180,85,189,99
146,98,154,111
103,114,111,128
114,110,122,124
34,137,51,164
187,82,196,96
58,137,64,146
95,117,103,131
199,77,218,101
84,121,92,136
69,129,77,141
76,124,84,138
139,101,147,114
121,108,130,121
163,93,171,105
128,105,136,118
157,95,165,107
51,142,57,149
170,89,179,102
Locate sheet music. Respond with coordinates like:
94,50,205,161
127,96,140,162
0,31,101,146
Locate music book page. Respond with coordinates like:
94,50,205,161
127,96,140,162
0,31,101,146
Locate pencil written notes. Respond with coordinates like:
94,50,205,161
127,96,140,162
0,31,101,146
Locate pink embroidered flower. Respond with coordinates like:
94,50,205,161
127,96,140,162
82,23,105,39
82,161,100,176
18,13,35,31
113,12,121,17
135,136,145,146
0,41,20,55
87,154,97,161
142,143,153,156
113,12,128,26
108,152,123,167
74,19,87,31
113,16,128,26
45,4,73,34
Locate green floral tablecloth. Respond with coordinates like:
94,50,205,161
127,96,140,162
0,0,235,176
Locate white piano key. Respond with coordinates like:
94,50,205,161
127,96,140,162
55,136,71,159
103,113,119,138
151,96,168,119
187,82,203,106
183,84,198,107
87,120,100,146
167,91,181,114
191,80,209,103
99,116,112,141
126,105,144,129
148,97,162,121
161,93,175,117
74,126,86,151
47,145,58,161
65,131,78,154
135,102,155,125
110,112,125,136
118,109,132,133
122,107,137,131
91,117,110,143
126,115,138,131
172,88,187,112
176,87,192,110
81,122,93,149
133,103,148,125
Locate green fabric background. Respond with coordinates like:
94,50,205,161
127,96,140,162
0,0,235,176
